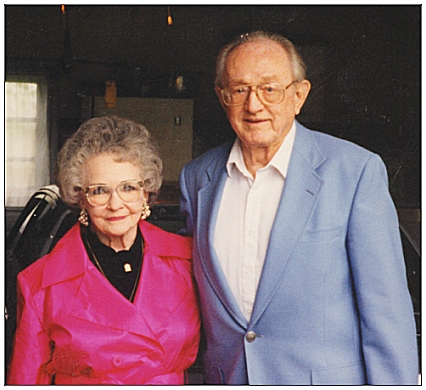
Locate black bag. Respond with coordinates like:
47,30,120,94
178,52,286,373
5,185,78,369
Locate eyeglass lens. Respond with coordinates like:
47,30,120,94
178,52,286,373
223,83,283,106
86,181,143,205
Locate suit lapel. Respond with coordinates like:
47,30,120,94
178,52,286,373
196,144,248,327
250,124,326,326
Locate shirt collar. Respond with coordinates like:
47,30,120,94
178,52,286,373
226,121,296,179
42,221,192,288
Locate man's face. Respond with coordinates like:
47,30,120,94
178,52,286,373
217,39,310,152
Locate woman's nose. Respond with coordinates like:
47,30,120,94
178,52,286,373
107,190,124,209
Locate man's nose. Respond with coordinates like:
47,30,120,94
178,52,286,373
245,88,264,112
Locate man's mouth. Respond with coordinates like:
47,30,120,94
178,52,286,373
245,118,267,124
244,119,267,125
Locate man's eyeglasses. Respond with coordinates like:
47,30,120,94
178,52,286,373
84,180,144,206
220,81,297,107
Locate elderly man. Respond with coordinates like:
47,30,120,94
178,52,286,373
179,31,418,385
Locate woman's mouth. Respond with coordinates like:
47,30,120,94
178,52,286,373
107,216,127,222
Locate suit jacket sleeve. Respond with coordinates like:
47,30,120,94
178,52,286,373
346,154,418,384
7,269,52,384
179,165,194,237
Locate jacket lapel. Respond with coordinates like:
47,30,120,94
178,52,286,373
196,142,248,327
70,266,160,343
250,123,326,326
42,224,161,346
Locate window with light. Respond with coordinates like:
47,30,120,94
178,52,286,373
5,79,49,207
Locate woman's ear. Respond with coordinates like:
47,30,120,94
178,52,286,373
78,196,86,210
143,191,150,204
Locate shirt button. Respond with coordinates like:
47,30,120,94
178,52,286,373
246,331,257,342
112,355,123,367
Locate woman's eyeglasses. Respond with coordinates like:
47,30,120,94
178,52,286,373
84,180,144,206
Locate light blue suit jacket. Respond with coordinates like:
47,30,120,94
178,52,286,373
179,122,418,385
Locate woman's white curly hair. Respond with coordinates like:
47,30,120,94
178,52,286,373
56,116,163,207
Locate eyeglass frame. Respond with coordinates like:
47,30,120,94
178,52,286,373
83,180,145,206
219,80,298,107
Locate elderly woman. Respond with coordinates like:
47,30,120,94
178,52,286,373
7,116,200,385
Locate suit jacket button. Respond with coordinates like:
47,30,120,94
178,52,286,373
246,331,256,342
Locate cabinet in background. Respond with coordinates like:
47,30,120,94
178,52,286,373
82,97,193,186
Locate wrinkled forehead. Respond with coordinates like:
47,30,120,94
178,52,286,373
224,40,293,84
83,153,143,186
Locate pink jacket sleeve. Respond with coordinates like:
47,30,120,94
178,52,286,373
7,271,52,384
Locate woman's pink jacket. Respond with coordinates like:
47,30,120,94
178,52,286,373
7,221,200,385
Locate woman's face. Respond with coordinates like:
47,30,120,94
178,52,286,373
81,153,147,250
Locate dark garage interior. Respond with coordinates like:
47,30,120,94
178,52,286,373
5,5,420,207
5,5,420,383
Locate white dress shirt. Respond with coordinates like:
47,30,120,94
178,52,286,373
214,123,296,321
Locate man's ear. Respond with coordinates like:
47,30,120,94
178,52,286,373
294,79,311,116
215,86,227,110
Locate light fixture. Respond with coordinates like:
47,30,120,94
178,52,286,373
167,6,173,25
105,80,117,109
60,5,73,72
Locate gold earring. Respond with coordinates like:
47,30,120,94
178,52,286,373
78,208,89,226
140,202,151,220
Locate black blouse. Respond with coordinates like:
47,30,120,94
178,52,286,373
81,226,143,301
